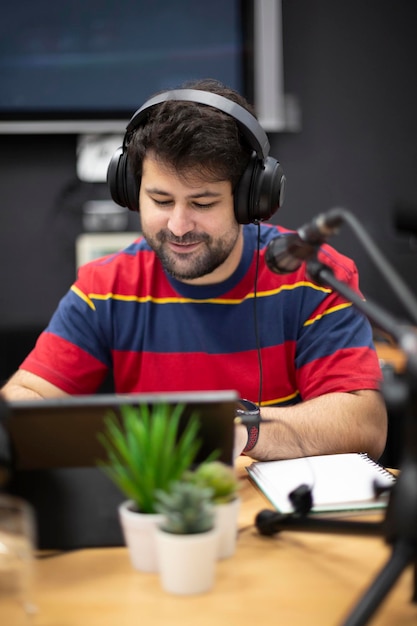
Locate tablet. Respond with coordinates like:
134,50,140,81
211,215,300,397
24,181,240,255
3,390,238,550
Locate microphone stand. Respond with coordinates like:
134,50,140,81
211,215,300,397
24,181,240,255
304,257,417,626
258,208,417,625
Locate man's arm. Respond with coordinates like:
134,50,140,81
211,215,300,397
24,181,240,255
1,370,69,401
235,389,387,462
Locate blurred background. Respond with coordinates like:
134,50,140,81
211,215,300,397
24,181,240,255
1,0,416,392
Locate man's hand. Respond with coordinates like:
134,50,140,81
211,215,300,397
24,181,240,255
1,370,68,401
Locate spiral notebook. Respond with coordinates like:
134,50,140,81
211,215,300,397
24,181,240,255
247,453,396,514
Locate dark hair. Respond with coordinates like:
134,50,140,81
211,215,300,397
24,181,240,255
127,78,255,188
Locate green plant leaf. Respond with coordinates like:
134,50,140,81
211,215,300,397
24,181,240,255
97,402,205,513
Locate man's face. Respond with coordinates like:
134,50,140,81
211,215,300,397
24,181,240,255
139,155,243,284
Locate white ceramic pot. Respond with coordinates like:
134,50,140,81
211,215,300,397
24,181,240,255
155,526,219,595
118,500,164,573
215,497,241,559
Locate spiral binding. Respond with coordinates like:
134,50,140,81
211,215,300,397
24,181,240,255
358,453,396,483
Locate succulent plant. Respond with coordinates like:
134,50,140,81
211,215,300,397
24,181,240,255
186,461,240,504
155,481,215,534
97,402,203,514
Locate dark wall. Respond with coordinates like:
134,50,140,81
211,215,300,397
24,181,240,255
276,0,417,321
1,0,417,382
0,135,120,382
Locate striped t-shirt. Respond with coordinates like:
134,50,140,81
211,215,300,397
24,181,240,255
21,223,382,404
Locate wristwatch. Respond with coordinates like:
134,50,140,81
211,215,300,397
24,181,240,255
235,398,261,453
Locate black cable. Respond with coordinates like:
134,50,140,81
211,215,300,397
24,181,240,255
251,223,315,490
252,223,263,408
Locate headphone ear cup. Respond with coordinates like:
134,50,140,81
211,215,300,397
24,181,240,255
107,147,140,212
234,154,286,224
255,157,286,222
233,153,258,225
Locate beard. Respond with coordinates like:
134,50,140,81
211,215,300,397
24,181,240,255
142,225,240,280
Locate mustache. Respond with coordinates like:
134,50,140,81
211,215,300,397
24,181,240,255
156,231,211,245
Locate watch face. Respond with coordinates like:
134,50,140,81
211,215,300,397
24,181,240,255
235,399,260,416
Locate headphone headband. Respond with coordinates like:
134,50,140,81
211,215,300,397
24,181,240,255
125,89,270,159
107,87,285,223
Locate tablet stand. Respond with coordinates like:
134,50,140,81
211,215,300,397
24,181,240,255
257,208,417,626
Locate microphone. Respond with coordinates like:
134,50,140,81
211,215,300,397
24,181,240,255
265,208,344,274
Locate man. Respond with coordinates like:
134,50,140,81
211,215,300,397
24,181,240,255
1,79,387,461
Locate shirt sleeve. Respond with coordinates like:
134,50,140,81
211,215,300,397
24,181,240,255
20,282,110,394
294,244,382,400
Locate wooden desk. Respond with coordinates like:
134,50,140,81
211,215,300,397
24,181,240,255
32,459,416,626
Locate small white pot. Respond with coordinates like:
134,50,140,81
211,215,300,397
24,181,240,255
155,526,219,595
118,500,164,573
215,496,241,559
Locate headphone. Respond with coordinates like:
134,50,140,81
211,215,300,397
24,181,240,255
107,89,286,224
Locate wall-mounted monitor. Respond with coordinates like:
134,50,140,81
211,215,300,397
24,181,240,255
0,0,295,134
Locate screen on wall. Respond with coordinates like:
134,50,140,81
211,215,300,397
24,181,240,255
0,0,246,131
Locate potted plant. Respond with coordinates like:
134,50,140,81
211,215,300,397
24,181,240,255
154,480,219,595
187,461,241,559
97,402,203,573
